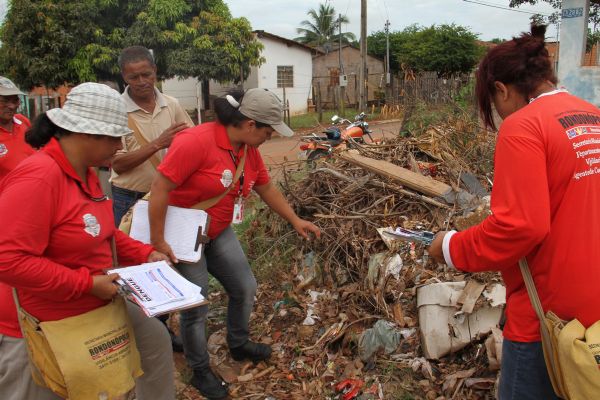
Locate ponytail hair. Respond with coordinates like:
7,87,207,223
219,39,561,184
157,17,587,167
213,89,269,128
476,24,557,130
26,113,71,149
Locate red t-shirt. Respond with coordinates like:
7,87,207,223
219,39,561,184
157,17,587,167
0,114,34,183
0,138,153,338
449,92,600,342
158,122,270,238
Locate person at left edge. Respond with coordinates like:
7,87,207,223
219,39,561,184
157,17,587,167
0,76,34,183
0,83,175,400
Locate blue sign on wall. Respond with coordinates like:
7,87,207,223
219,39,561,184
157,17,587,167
562,8,584,18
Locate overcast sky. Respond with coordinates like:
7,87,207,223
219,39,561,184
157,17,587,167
0,0,559,42
228,0,560,42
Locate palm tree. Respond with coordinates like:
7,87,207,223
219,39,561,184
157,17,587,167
295,3,356,50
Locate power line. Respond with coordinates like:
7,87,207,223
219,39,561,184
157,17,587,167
462,0,552,16
382,0,390,21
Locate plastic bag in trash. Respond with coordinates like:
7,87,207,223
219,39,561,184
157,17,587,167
358,320,415,361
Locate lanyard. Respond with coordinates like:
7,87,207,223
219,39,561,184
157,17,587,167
228,150,245,196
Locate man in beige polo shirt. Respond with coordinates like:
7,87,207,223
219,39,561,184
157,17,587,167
110,46,193,353
110,45,193,225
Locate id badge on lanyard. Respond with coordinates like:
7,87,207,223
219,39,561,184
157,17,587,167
229,150,245,224
233,196,244,224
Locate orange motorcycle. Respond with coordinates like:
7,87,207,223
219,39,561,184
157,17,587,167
299,112,373,165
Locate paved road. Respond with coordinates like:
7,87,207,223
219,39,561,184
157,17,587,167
260,119,403,179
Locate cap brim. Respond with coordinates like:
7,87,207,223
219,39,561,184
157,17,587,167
271,122,294,137
47,108,132,138
0,88,24,96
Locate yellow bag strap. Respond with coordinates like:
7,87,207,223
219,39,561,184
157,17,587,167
518,258,560,371
518,258,546,323
128,115,161,169
111,236,118,268
190,145,247,211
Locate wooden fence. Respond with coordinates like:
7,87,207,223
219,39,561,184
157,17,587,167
391,72,472,106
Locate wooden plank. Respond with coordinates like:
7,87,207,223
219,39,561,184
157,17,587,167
338,150,453,198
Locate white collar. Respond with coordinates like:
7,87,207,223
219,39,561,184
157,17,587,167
529,88,568,104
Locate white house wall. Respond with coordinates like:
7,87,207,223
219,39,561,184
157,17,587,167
558,0,600,105
161,77,200,111
163,36,313,115
256,37,312,115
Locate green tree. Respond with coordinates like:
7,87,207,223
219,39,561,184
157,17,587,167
295,3,355,49
368,24,485,77
509,0,600,26
0,0,264,89
0,0,100,89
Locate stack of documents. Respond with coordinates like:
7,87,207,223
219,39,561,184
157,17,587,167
107,261,207,317
129,200,209,263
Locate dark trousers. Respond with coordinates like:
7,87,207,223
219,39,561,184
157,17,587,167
499,339,560,400
176,226,257,370
111,185,168,327
111,184,147,227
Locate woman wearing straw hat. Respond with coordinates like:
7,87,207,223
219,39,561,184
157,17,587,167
148,88,321,399
0,83,175,399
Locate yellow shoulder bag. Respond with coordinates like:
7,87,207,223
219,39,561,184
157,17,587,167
14,238,143,399
519,258,600,400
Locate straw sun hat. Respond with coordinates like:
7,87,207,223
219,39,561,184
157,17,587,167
46,82,132,137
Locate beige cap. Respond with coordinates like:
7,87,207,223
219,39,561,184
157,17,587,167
0,76,24,96
239,88,294,137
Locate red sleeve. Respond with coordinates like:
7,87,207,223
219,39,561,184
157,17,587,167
113,229,154,266
254,149,270,186
449,118,551,272
158,131,205,186
0,177,93,300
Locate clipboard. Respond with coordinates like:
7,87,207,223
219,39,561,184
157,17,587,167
129,200,210,263
107,261,209,317
194,223,211,252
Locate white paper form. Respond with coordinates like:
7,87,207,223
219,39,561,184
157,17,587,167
108,261,207,317
129,200,209,263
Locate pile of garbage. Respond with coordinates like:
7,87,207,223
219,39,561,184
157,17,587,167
177,120,505,399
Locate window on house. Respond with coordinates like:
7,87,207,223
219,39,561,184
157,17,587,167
277,66,294,88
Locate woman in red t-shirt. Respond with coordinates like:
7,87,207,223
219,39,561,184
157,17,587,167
0,83,175,400
0,76,34,183
149,88,321,399
429,26,600,400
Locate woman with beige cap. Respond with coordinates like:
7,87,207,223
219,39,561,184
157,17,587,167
149,88,321,399
0,82,175,399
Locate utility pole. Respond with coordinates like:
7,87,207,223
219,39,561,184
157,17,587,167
359,0,367,111
338,13,345,117
385,20,390,85
385,19,391,104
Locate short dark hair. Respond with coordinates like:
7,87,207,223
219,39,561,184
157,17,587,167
476,24,557,130
118,46,155,72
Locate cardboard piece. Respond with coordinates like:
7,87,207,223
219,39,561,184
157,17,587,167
417,281,505,359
